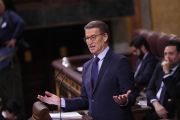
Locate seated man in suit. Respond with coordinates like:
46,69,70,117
0,100,20,120
38,20,136,120
144,40,180,120
129,36,158,85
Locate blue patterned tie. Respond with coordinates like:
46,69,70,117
92,57,99,89
159,69,172,104
159,83,166,105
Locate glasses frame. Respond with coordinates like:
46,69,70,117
83,33,103,42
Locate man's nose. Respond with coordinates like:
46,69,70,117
14,116,17,120
133,52,136,56
166,54,170,59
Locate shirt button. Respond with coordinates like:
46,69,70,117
92,100,94,102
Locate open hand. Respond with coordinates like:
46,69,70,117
37,91,61,106
113,90,131,105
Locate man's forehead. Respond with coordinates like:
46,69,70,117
164,46,177,52
85,28,100,36
131,46,138,50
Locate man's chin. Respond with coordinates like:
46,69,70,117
170,64,176,68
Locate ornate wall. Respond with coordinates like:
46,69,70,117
150,0,180,36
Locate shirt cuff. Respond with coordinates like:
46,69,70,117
150,99,158,104
61,98,66,108
120,99,128,106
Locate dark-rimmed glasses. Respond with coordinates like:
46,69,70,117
83,34,103,42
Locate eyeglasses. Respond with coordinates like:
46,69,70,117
83,34,103,42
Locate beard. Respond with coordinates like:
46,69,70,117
138,49,144,59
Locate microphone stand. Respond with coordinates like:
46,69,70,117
51,68,63,113
59,73,67,120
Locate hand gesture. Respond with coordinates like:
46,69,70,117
113,90,131,105
5,39,16,49
37,91,61,106
153,101,168,119
161,59,170,74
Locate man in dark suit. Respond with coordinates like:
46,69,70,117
144,40,180,120
38,20,136,120
0,99,20,120
129,36,158,85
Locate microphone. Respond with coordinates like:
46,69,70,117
51,68,63,113
59,73,67,120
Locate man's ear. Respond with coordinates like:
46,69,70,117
140,45,147,52
141,45,145,50
178,52,180,58
103,33,108,43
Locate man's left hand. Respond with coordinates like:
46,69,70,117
113,90,131,105
5,38,16,49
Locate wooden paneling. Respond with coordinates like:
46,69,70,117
150,0,180,36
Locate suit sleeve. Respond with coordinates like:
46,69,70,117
8,11,25,39
163,75,180,99
117,57,136,107
135,59,157,84
146,63,161,104
63,64,89,112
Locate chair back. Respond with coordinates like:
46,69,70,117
0,47,17,70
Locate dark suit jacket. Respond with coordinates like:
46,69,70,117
0,113,9,120
135,52,158,85
146,62,180,119
63,49,136,120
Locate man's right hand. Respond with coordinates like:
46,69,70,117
152,101,168,119
161,59,170,74
37,91,61,106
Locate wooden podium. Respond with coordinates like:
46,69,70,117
28,101,93,120
29,101,152,120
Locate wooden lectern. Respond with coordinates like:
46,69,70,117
29,101,93,120
32,101,52,120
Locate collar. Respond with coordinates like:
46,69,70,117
94,46,109,61
0,18,3,25
143,52,149,60
2,111,6,118
171,62,180,73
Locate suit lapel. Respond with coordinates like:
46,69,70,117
92,49,112,94
157,70,165,92
135,59,141,71
172,64,180,83
138,53,151,73
87,59,94,92
156,64,180,92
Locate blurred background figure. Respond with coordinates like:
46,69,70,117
129,36,158,85
0,0,26,119
0,97,2,112
129,36,158,102
0,99,20,120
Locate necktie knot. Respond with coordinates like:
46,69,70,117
94,57,99,63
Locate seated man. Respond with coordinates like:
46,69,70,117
129,36,158,85
0,100,20,120
144,40,180,120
